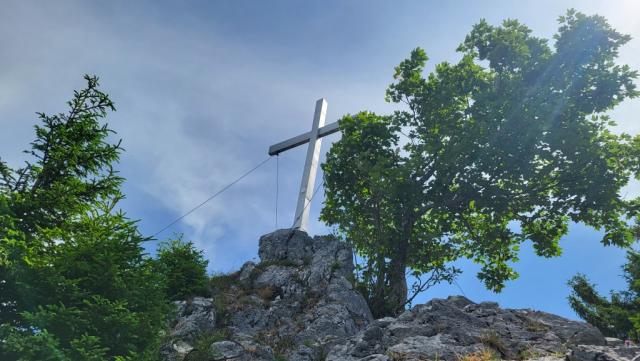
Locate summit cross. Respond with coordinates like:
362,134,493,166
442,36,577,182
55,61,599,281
268,98,340,232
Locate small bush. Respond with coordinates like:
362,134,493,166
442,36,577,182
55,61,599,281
274,354,288,361
156,236,209,301
330,261,341,272
209,272,240,294
517,345,542,360
480,330,506,355
184,329,231,361
274,336,295,357
524,318,549,333
212,295,229,328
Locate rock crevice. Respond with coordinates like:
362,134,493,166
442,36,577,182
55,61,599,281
162,229,372,361
161,230,639,361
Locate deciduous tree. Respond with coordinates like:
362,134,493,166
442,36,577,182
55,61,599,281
322,10,640,317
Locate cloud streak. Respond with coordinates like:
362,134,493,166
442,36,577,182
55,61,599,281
1,0,638,316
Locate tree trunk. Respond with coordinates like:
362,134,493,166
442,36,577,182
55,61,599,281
368,239,409,318
387,258,408,316
366,217,413,318
369,254,389,318
386,223,411,316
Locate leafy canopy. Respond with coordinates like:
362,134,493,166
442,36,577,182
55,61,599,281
322,10,640,317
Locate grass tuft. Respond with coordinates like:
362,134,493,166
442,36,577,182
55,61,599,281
457,348,500,361
184,329,231,361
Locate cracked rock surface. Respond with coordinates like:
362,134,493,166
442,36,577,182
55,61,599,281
162,229,372,361
327,296,614,361
161,230,639,361
567,344,640,361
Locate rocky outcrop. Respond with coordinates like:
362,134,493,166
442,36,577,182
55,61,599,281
161,230,639,361
568,344,640,361
161,229,372,361
160,297,217,359
327,296,609,361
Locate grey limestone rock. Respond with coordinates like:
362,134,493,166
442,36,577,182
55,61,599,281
258,229,314,266
568,344,640,361
327,296,609,361
162,229,636,361
606,337,625,347
163,229,371,361
239,261,257,284
160,297,216,361
210,340,244,360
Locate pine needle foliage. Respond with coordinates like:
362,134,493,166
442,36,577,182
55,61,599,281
0,75,170,360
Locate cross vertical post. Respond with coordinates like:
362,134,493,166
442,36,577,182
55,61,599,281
293,98,327,231
268,98,340,232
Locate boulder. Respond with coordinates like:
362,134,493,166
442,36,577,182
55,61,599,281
568,344,640,361
163,229,371,361
210,341,245,360
605,337,624,347
327,296,608,361
160,297,216,361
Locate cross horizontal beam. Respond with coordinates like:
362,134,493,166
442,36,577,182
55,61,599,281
268,121,340,156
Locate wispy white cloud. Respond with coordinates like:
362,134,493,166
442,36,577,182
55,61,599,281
0,0,395,270
1,1,638,316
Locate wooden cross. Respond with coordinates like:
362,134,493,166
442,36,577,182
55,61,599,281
268,99,340,232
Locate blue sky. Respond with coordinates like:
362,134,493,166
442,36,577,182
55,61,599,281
1,0,639,319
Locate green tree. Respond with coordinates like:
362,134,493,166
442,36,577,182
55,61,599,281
568,251,640,341
0,75,170,360
0,75,122,326
321,10,640,317
156,236,209,301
